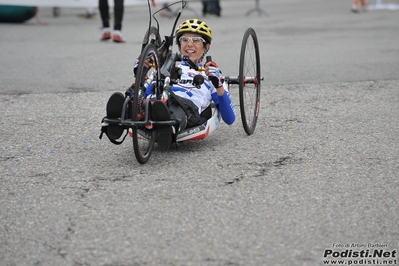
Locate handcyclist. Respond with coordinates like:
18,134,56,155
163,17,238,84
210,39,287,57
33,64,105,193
105,19,236,150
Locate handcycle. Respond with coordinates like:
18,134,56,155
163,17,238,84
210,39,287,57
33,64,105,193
100,0,262,164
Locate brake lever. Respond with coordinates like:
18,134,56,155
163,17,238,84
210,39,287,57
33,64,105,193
198,56,212,71
181,55,211,72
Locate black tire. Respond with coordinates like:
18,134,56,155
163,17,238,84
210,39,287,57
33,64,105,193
132,43,160,164
239,27,261,135
132,127,156,164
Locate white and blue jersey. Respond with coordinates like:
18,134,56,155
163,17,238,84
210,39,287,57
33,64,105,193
145,61,236,125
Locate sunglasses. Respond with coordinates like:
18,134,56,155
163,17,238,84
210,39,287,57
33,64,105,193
179,36,206,44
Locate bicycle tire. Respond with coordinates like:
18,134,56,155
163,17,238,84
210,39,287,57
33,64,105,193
132,43,160,164
239,27,261,135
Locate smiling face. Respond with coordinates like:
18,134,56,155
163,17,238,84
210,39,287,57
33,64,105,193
179,33,210,63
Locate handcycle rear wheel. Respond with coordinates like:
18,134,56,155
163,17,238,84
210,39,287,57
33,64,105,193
239,27,261,135
132,43,160,164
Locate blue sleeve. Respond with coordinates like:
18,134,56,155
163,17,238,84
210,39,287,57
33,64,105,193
214,91,236,125
145,83,152,98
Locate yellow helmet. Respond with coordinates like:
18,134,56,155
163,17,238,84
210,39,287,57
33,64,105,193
175,19,213,43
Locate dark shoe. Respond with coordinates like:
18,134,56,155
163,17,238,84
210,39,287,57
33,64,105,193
106,92,125,140
152,100,172,150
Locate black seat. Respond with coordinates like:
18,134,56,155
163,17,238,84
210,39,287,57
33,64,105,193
200,105,212,121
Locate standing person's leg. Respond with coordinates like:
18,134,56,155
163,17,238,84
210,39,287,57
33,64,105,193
202,1,208,16
99,0,110,28
204,0,221,17
215,0,221,16
113,0,124,31
113,0,125,42
99,0,111,40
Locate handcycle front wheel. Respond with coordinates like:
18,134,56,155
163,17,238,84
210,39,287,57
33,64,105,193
239,27,261,135
131,127,156,164
131,43,161,164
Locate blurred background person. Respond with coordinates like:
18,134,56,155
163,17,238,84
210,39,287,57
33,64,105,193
99,0,125,43
202,0,221,17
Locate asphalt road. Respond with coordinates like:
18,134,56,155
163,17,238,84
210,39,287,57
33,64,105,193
1,1,398,265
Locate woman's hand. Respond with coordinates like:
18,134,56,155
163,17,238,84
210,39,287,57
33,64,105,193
205,61,223,89
133,58,151,75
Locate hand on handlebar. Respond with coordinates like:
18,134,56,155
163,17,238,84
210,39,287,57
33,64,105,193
132,58,153,75
206,61,223,88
